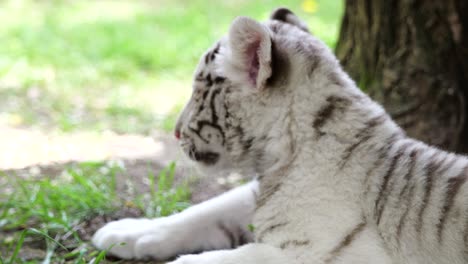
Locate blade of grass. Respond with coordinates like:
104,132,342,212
91,250,107,264
6,229,27,264
29,228,71,252
73,249,87,264
42,249,54,264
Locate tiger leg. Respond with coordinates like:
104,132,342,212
92,180,259,260
168,243,293,264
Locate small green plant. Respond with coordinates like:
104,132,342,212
139,162,191,217
0,161,191,263
4,230,27,264
1,161,121,232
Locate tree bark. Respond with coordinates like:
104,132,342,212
336,0,468,154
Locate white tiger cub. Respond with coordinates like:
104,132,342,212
93,8,468,264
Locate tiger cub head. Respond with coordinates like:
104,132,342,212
175,8,349,175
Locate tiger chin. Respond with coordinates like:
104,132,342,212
92,8,468,264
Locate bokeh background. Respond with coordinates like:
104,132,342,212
0,0,342,135
0,1,343,263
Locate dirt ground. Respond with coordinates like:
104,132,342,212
0,126,249,201
0,127,252,263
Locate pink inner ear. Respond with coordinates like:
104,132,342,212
246,39,261,88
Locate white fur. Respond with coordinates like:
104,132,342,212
92,181,258,260
93,9,468,264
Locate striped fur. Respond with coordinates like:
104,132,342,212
94,8,468,264
174,9,468,264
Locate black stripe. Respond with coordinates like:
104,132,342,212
255,181,281,211
217,222,237,248
242,137,254,153
328,72,345,86
312,96,351,138
213,42,220,54
324,222,366,263
395,148,421,246
416,152,446,236
396,147,420,198
340,114,387,169
256,163,293,213
204,52,211,64
188,126,209,144
228,124,254,155
205,43,220,64
202,89,209,100
437,164,468,243
256,221,289,242
375,141,412,225
214,76,226,84
398,184,417,246
191,151,219,165
364,132,402,192
223,88,232,128
188,119,226,148
196,71,203,80
464,211,468,258
238,227,253,245
225,124,243,152
312,99,336,133
206,73,213,87
224,101,230,123
279,239,310,249
195,90,210,114
209,88,221,124
308,53,321,76
270,7,293,22
197,104,205,114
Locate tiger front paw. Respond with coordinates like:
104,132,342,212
92,217,185,260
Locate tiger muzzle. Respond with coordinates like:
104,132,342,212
189,149,220,165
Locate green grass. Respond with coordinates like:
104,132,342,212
1,162,120,232
0,161,190,263
0,0,343,134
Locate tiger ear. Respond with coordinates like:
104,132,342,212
270,8,310,33
226,17,272,91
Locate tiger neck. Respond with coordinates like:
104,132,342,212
256,86,407,208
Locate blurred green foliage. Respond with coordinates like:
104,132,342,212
0,0,343,134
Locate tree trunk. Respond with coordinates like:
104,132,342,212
336,0,468,154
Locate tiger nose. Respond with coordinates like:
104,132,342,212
174,122,182,140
